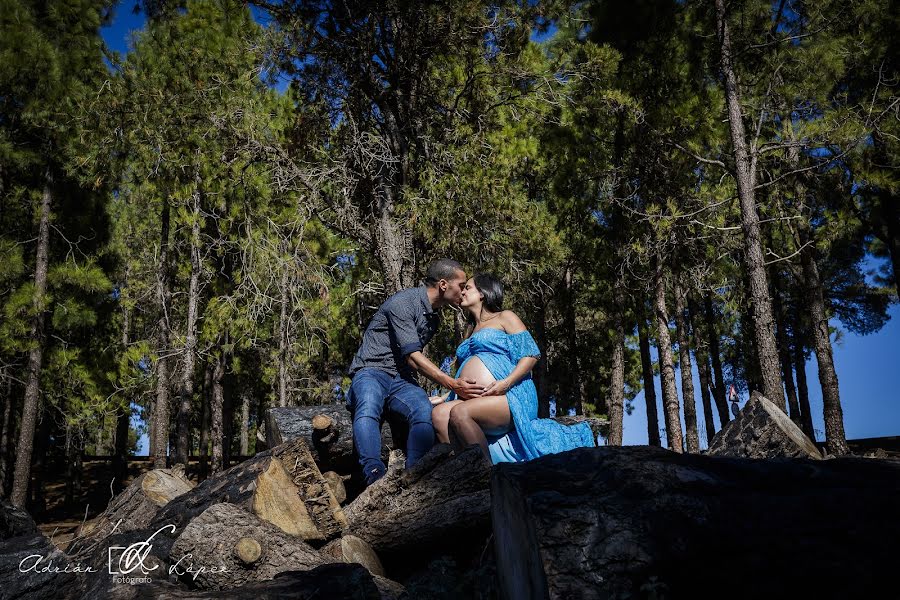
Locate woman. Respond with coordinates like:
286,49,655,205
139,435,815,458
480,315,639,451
431,274,595,463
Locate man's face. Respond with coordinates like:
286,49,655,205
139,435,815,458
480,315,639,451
441,269,467,305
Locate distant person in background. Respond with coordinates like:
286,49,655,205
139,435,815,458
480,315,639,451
430,273,595,463
346,259,485,485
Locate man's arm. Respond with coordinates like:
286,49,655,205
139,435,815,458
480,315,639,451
406,351,485,400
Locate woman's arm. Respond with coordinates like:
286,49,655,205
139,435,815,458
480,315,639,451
479,311,537,396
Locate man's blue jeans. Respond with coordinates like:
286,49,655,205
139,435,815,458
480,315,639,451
347,368,435,485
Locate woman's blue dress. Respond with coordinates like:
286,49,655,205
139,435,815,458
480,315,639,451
446,328,595,464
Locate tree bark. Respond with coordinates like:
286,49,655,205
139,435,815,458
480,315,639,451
606,283,625,445
792,315,816,441
637,303,661,447
152,198,173,468
491,445,900,600
174,195,202,466
0,373,13,496
771,269,802,424
278,262,290,408
673,276,699,453
562,267,585,416
239,392,250,456
653,262,683,453
210,348,226,475
715,0,785,408
688,298,716,445
704,293,730,426
801,247,848,455
11,174,52,507
533,303,551,418
199,359,211,478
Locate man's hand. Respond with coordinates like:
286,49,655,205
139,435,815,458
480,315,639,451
452,377,485,400
480,378,511,397
429,395,445,406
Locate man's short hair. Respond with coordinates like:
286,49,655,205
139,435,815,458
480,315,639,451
423,259,464,287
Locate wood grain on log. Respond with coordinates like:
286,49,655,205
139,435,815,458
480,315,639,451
321,534,385,577
707,391,822,459
168,503,331,591
322,471,347,504
345,444,491,557
492,445,900,600
152,439,346,543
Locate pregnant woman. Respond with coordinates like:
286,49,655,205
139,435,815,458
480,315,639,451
431,274,595,463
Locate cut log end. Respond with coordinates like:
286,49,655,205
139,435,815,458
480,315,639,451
234,537,263,565
312,414,334,431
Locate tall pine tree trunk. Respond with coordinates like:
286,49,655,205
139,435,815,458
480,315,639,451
771,268,802,424
674,278,699,453
113,297,131,493
607,282,626,445
11,175,52,507
278,263,290,408
563,267,586,416
715,0,785,407
704,293,730,425
152,198,172,468
801,247,848,455
175,195,202,466
210,349,226,475
373,181,416,296
654,262,683,453
239,392,250,456
0,372,13,496
792,321,815,441
199,360,211,480
637,303,661,447
689,298,716,445
533,303,551,418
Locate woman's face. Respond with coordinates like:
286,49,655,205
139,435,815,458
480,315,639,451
460,278,483,310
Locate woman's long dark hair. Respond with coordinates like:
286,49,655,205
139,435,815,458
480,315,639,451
464,273,504,337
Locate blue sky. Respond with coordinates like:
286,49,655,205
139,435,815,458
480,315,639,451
103,3,898,452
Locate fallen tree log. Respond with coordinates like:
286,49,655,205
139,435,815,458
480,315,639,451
168,503,332,591
344,444,491,560
68,466,194,556
321,534,385,577
707,391,822,459
152,439,346,544
0,500,82,600
491,445,900,600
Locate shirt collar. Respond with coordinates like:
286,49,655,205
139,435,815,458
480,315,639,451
419,285,435,315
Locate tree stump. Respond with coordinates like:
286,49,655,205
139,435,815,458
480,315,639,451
168,503,332,591
68,467,194,556
152,439,346,543
491,445,900,600
707,391,822,459
266,405,394,475
344,444,491,559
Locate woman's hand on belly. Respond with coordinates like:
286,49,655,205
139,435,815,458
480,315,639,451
458,356,496,389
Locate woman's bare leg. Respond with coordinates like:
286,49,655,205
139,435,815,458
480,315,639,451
431,399,462,444
448,395,511,459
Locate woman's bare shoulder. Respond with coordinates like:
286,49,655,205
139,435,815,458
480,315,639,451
500,310,528,334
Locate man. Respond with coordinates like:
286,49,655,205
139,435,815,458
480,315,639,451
347,259,485,485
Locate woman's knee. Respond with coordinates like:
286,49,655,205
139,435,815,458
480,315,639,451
448,403,471,429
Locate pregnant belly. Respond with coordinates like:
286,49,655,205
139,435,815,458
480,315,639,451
458,356,496,388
